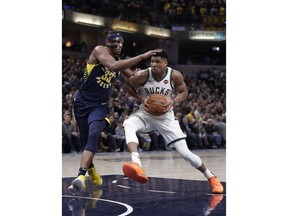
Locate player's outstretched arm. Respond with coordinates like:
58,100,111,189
94,47,162,72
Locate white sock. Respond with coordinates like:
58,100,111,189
130,152,142,167
203,169,214,180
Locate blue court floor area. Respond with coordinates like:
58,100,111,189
62,175,226,216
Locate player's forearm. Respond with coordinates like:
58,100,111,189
112,55,145,72
121,68,134,79
123,82,143,103
173,91,188,104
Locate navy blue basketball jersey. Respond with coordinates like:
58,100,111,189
76,59,120,104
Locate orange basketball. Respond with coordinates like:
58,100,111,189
145,94,169,116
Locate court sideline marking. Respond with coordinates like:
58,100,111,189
62,195,134,216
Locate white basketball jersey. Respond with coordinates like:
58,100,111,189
129,67,186,144
139,67,174,99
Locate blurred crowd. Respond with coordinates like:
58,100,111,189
62,53,226,153
63,0,226,31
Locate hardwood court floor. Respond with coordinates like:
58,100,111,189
62,149,226,216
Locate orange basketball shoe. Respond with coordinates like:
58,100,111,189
122,162,148,184
208,176,224,194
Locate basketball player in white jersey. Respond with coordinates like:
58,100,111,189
122,50,223,194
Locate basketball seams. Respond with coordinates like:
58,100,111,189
146,94,168,116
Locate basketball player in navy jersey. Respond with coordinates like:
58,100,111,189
68,30,162,195
122,50,224,194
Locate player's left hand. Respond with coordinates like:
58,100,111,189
143,96,150,112
163,98,174,113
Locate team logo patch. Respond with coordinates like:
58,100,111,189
163,79,169,84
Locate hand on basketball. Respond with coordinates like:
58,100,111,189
163,98,174,113
143,97,150,112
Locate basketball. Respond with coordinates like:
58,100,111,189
145,94,169,116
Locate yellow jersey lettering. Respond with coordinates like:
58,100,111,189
101,69,116,83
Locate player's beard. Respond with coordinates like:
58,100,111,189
113,47,122,55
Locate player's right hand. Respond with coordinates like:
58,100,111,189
142,49,162,59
